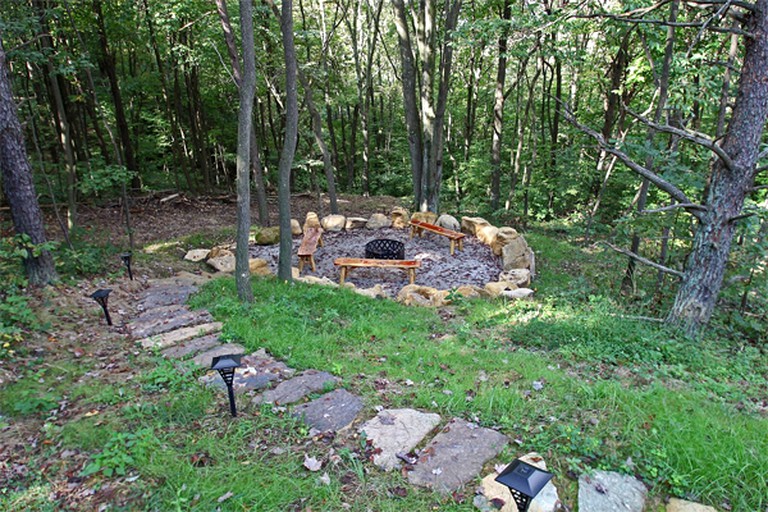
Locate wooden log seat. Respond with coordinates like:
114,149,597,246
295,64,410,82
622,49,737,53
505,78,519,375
297,227,324,273
408,219,466,255
333,257,420,285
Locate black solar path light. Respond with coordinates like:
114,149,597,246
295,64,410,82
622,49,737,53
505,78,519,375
211,354,242,417
494,458,554,512
90,289,113,326
120,252,133,280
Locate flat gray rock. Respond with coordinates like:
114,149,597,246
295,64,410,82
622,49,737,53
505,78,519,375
198,350,295,392
139,322,222,349
360,409,441,471
291,388,363,432
254,370,340,405
192,343,246,368
150,271,215,287
407,418,507,493
578,470,646,512
161,333,222,359
138,285,198,310
134,304,186,323
129,309,213,339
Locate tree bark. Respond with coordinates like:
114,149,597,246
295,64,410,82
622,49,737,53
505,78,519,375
667,0,768,334
490,0,511,211
0,40,57,286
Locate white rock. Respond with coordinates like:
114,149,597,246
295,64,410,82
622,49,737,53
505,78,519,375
184,249,210,262
501,288,534,300
360,409,441,471
436,214,461,231
321,214,346,232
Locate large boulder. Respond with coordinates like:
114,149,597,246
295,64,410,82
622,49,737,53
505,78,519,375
296,275,338,287
291,219,302,236
391,207,410,229
249,258,271,276
321,214,346,232
208,245,231,260
303,211,321,231
461,216,491,235
252,226,280,245
476,225,500,246
411,211,438,224
502,235,532,270
436,214,460,231
491,227,520,256
397,285,448,307
498,269,531,288
484,281,518,298
184,249,210,262
353,284,387,299
207,251,235,273
451,285,485,299
366,213,392,229
345,217,368,230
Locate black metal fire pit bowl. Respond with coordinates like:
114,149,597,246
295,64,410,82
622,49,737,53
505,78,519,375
365,239,405,260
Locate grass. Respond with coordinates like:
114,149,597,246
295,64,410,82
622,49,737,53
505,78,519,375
0,223,766,511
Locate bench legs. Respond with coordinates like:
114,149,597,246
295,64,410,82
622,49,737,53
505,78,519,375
408,268,416,285
449,238,464,256
298,255,316,274
339,266,348,285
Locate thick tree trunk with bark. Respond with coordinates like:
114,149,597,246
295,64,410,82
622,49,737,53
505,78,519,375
668,0,768,334
0,41,57,286
490,0,511,211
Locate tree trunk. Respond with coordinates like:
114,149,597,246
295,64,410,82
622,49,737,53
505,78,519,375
490,0,511,211
667,0,768,334
276,0,299,282
0,41,57,286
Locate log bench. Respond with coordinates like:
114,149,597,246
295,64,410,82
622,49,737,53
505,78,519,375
409,220,466,255
297,227,324,273
333,257,420,285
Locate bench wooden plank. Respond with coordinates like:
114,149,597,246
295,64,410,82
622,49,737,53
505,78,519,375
408,220,465,255
297,227,324,273
333,257,420,285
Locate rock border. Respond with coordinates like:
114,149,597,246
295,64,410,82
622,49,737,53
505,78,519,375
184,208,536,306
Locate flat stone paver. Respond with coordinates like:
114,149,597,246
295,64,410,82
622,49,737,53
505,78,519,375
407,418,507,494
254,370,340,405
360,409,441,471
151,271,215,287
199,349,296,392
291,388,363,432
138,285,198,310
192,343,247,368
578,470,647,512
161,333,222,359
667,498,718,512
139,322,222,349
134,304,186,323
130,309,213,339
479,452,560,512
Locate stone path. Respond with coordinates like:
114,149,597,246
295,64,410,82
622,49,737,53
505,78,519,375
128,272,710,512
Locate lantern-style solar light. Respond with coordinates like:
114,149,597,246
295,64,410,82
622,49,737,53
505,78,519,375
211,354,242,417
494,458,554,512
120,252,133,281
90,289,113,326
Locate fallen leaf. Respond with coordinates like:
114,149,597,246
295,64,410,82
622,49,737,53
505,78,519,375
303,455,322,472
317,472,331,486
217,491,234,503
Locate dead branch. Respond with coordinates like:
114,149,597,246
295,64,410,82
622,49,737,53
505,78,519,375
625,107,737,171
641,202,707,214
604,242,685,278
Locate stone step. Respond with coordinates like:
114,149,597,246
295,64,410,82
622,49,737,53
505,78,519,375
359,409,441,471
134,304,187,324
254,370,340,406
198,349,296,393
139,322,222,349
406,418,507,494
129,309,213,339
161,333,222,359
137,285,198,311
291,388,363,433
150,271,215,288
578,471,646,512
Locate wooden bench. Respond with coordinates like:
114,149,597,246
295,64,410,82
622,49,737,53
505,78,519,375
409,220,466,255
333,257,420,285
297,227,324,273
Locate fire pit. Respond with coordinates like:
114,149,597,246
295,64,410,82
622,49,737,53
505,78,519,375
365,239,405,260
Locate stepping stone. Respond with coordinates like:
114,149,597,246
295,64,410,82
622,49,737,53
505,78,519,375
407,418,507,494
667,498,718,512
161,333,222,359
479,452,560,512
192,343,247,368
359,409,441,471
129,309,213,339
139,322,222,349
198,349,295,392
578,470,647,512
291,388,363,433
137,285,198,310
134,304,186,324
254,370,340,405
151,271,215,287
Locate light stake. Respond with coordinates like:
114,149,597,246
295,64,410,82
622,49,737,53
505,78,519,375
211,354,242,417
90,289,113,326
494,458,554,512
120,252,133,280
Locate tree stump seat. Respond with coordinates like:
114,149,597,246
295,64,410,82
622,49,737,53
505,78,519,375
297,227,324,273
